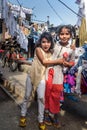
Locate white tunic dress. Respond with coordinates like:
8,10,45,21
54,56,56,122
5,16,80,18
46,42,75,85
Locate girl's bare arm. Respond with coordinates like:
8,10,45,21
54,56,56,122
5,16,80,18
36,47,64,66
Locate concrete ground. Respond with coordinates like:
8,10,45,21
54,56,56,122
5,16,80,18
0,62,87,119
0,63,30,104
0,87,87,130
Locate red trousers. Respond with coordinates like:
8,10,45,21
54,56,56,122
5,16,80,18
45,68,63,114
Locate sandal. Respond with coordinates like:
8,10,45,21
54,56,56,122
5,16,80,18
50,116,61,128
19,116,26,127
53,121,61,128
39,122,48,130
44,113,52,126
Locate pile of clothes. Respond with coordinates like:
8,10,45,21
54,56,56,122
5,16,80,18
64,43,87,95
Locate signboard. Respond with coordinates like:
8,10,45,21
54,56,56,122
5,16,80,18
8,3,32,14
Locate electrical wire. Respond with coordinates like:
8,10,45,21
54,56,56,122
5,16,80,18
46,0,64,22
16,0,21,7
57,0,82,18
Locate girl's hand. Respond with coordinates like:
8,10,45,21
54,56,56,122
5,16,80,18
63,61,74,67
63,61,69,67
57,58,65,65
70,44,76,50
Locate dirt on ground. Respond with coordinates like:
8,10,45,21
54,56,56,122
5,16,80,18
0,87,87,130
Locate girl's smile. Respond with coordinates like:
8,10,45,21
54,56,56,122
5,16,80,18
59,28,71,45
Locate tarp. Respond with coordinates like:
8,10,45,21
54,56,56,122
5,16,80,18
79,18,87,46
76,0,87,45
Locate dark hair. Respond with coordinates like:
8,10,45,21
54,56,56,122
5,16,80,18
56,25,72,36
35,32,54,52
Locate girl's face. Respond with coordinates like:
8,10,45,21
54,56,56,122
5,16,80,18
59,27,71,45
41,38,51,52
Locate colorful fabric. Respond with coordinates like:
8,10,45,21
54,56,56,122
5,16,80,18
45,68,63,114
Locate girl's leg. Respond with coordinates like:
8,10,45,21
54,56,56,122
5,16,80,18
37,80,47,130
37,80,45,123
19,75,33,127
21,75,33,117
